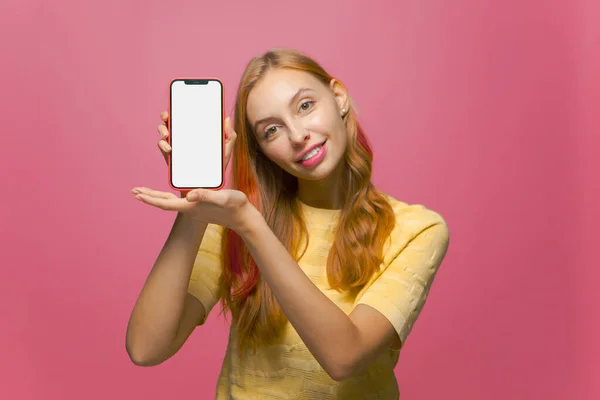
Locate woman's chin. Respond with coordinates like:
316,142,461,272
293,161,338,181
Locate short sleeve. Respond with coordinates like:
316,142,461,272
188,223,224,325
355,220,450,349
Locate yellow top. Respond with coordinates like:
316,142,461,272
187,194,450,399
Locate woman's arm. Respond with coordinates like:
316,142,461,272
237,208,399,382
125,212,208,366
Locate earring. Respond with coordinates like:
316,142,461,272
341,108,346,115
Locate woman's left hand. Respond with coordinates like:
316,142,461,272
131,186,257,233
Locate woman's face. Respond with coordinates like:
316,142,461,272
246,68,349,181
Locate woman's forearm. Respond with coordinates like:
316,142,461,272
237,207,360,381
126,212,208,363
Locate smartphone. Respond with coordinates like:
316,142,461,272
168,77,225,190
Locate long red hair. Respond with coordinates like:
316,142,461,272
216,48,396,357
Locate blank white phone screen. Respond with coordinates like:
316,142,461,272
170,80,223,188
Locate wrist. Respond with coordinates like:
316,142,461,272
173,212,208,245
176,211,208,230
234,201,263,238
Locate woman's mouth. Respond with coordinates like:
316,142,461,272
296,140,327,167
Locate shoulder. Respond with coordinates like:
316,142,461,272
380,193,450,263
383,193,448,229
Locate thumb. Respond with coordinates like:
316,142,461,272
186,189,226,204
225,117,238,143
186,189,211,202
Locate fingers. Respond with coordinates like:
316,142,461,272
158,111,171,164
158,139,171,153
157,111,235,169
157,140,171,164
133,187,188,211
135,193,189,211
160,111,169,124
159,111,169,135
157,123,169,140
132,187,176,199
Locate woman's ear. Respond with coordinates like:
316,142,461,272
329,78,349,113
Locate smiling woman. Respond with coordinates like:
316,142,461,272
126,48,450,399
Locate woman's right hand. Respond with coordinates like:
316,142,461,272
157,111,238,196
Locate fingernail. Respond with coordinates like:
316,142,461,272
132,188,140,194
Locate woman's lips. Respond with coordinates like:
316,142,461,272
296,140,327,167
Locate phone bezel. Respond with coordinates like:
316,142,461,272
167,77,226,191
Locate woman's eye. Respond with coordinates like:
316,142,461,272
264,126,278,137
299,100,314,112
262,102,314,138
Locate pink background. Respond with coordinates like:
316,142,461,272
1,0,598,399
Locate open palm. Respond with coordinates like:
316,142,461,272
132,186,251,231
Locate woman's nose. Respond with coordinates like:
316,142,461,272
289,124,310,144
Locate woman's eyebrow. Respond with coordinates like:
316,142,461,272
253,88,315,131
288,87,315,107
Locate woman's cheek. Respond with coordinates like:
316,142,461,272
267,144,289,163
306,113,324,130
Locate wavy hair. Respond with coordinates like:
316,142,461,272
216,48,396,357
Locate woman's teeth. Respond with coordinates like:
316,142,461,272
301,146,322,161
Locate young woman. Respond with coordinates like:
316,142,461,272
127,48,450,399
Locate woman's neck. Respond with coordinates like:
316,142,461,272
296,162,345,210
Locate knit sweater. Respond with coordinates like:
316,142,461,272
187,194,450,399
